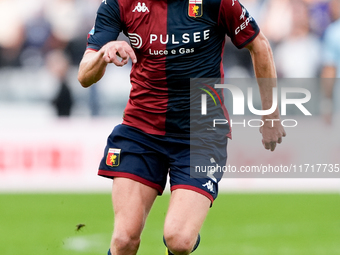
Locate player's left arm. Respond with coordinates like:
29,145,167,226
245,31,286,151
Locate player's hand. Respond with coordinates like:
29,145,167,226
259,117,286,151
101,41,137,67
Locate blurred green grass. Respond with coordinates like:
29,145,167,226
0,193,339,255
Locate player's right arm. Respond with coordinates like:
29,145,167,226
78,49,107,88
78,41,137,88
78,0,137,87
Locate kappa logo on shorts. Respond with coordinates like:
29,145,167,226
202,180,214,193
106,148,121,167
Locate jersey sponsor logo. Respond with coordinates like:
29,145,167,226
128,33,143,49
202,180,215,193
149,30,210,45
132,2,150,13
235,15,253,35
106,148,121,167
188,0,203,18
128,30,210,55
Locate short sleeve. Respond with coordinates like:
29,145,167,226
87,0,122,51
218,0,260,49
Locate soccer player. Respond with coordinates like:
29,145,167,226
77,0,286,254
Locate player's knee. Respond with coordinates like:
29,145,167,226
111,232,140,252
163,231,196,255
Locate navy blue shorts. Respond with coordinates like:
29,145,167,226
98,124,228,203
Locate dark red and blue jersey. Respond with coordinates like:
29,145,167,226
87,0,259,137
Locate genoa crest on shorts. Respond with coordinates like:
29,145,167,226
106,148,121,167
188,0,203,18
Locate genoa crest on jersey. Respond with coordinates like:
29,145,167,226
188,0,203,18
106,148,121,167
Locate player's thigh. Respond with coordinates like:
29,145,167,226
112,177,158,238
164,188,210,238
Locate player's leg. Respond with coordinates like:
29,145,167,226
163,189,211,255
98,125,169,254
109,177,158,255
162,134,228,255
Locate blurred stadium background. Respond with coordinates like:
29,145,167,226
0,0,339,254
